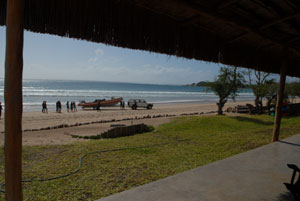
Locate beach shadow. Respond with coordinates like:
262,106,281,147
277,191,295,201
230,116,273,125
278,140,300,147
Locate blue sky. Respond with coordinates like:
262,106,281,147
0,27,226,85
1,27,298,85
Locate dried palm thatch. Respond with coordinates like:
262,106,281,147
1,0,300,77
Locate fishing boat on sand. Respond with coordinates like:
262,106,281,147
78,97,123,109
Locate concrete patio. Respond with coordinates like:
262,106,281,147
97,134,300,201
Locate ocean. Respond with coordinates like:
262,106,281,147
0,79,254,111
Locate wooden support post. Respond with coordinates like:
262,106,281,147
4,0,24,200
272,59,287,142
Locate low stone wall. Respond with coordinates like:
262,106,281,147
72,124,154,139
101,124,152,138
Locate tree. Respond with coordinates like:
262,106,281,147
265,82,300,107
265,80,278,108
206,66,245,115
285,82,300,101
248,70,274,113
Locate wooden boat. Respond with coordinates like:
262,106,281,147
78,97,123,109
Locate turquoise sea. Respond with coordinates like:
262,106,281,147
0,79,254,111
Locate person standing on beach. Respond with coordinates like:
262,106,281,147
58,101,62,113
42,101,48,113
120,101,125,109
0,102,3,119
66,101,70,112
56,101,62,113
73,101,77,112
97,101,101,112
70,101,74,112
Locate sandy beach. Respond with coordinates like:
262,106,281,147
0,100,277,146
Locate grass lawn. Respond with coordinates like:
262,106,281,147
0,115,300,200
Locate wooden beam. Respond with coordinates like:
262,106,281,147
260,12,300,30
4,0,24,200
182,2,300,56
217,0,239,10
227,11,300,44
288,35,300,43
272,54,287,142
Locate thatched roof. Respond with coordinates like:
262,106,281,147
1,0,300,77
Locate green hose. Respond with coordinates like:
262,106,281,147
0,140,188,193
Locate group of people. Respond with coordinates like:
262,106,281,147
66,101,77,112
42,100,77,113
120,100,125,109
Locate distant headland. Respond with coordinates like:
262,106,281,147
185,81,207,87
